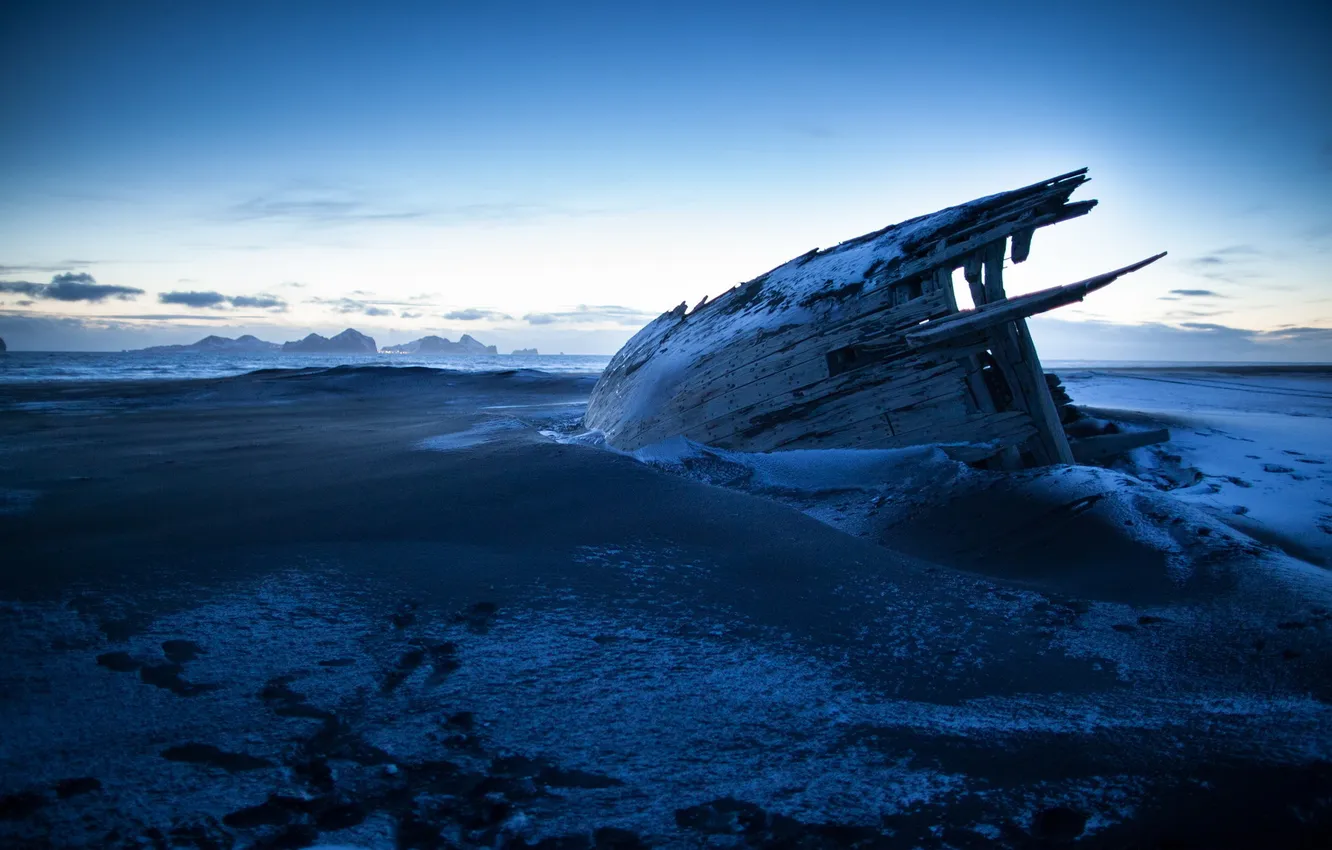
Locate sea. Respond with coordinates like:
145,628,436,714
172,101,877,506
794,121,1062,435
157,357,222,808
3,351,1327,385
0,351,613,383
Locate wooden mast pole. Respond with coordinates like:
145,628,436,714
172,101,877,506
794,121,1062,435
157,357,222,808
981,241,1075,465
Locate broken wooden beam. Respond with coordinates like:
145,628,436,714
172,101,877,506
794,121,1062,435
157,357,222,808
904,252,1168,349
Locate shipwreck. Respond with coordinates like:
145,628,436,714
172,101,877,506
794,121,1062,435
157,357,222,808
584,168,1167,468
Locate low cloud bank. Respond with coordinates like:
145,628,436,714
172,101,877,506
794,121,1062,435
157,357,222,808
159,291,287,310
522,304,656,326
0,273,143,303
444,308,512,321
1030,317,1332,363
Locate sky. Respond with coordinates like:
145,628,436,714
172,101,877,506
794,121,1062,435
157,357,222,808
1,0,1329,358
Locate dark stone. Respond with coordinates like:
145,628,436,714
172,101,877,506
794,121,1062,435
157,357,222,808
97,651,141,672
382,648,427,692
261,677,334,719
315,801,367,830
396,812,449,849
458,601,499,633
254,824,319,849
140,662,221,696
162,639,205,663
0,790,46,820
675,797,766,835
593,827,646,849
161,743,273,772
54,776,101,799
293,758,335,791
99,618,141,642
1031,805,1087,842
223,798,292,828
445,711,474,730
276,703,335,720
168,817,234,850
427,642,461,681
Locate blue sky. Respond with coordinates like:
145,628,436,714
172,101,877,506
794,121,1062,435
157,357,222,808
1,0,1329,357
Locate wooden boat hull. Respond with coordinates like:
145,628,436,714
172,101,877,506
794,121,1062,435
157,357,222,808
585,169,1164,467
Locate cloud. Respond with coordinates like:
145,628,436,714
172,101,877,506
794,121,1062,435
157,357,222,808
0,311,286,351
159,290,228,308
399,311,423,319
1161,309,1228,319
0,260,95,275
229,294,287,309
308,296,394,317
227,194,425,225
158,291,289,311
1184,245,1264,284
443,308,512,321
100,313,273,321
521,304,655,326
223,185,607,229
1168,289,1224,297
0,272,143,302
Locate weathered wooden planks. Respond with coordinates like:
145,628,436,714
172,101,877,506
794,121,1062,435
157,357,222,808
583,168,1166,469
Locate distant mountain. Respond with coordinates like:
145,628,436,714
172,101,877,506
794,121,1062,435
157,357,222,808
382,334,498,355
282,328,377,354
0,336,6,352
511,348,538,356
141,334,280,353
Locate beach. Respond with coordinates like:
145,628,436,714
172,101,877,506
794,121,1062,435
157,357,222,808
2,364,1330,848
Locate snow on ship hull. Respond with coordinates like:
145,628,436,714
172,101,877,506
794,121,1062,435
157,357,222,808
584,169,1167,468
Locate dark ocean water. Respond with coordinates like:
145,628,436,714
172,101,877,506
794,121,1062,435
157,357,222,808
0,351,613,383
2,351,1322,385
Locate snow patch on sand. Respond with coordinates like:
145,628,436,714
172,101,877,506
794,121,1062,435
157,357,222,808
416,417,528,451
1065,369,1332,566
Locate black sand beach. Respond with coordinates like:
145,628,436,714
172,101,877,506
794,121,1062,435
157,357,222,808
2,366,1331,848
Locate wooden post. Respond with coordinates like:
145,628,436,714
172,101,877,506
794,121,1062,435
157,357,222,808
954,256,1021,468
981,241,1075,465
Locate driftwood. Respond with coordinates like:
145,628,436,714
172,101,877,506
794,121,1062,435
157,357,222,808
584,168,1167,468
1069,429,1171,463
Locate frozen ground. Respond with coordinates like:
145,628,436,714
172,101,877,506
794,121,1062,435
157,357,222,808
1062,367,1332,567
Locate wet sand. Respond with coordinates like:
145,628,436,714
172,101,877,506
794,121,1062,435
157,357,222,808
1,366,1330,848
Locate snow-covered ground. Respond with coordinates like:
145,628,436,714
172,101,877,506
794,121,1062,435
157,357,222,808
1063,368,1332,567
